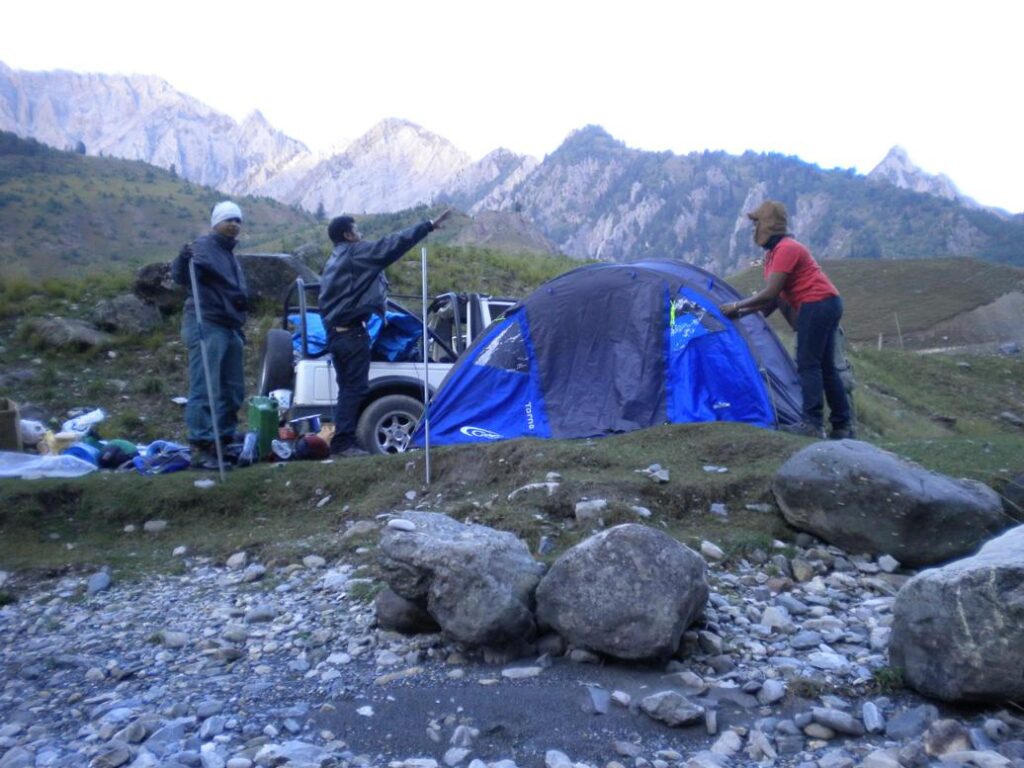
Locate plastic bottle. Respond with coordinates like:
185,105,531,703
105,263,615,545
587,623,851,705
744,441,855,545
238,432,259,467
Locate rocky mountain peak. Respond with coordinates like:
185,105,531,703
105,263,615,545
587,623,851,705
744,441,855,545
869,145,962,204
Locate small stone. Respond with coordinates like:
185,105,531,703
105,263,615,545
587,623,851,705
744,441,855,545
143,520,168,533
501,666,543,679
544,750,572,768
443,748,470,767
574,499,608,522
226,552,247,569
640,691,705,727
877,554,900,573
387,518,416,531
862,701,886,734
241,564,266,583
87,570,112,594
160,630,189,648
244,605,276,623
812,707,866,736
700,541,725,560
757,679,786,705
611,690,631,707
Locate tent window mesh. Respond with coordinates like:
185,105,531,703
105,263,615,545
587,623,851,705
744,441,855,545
474,322,529,373
671,298,725,336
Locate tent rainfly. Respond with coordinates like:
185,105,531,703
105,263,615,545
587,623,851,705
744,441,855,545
413,259,802,447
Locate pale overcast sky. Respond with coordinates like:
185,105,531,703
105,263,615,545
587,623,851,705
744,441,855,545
2,0,1022,212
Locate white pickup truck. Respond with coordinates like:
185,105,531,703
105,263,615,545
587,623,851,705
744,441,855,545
257,278,516,454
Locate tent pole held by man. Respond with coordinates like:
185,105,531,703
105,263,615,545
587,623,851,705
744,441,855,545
188,258,227,482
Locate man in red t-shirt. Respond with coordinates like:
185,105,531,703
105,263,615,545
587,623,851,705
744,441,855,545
720,201,853,439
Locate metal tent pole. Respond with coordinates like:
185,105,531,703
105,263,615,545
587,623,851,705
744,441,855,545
188,258,227,482
421,245,431,486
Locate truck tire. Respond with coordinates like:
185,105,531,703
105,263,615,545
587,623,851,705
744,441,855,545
356,394,423,455
258,329,294,395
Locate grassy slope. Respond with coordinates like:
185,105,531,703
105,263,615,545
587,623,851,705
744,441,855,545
0,132,314,278
730,257,1024,344
2,242,1023,579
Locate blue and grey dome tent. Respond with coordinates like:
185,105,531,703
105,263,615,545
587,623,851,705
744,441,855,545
413,259,801,447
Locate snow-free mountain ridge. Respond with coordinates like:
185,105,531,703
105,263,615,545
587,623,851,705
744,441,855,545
1,62,1021,273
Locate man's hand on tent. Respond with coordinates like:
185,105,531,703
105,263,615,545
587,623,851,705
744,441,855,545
721,302,742,319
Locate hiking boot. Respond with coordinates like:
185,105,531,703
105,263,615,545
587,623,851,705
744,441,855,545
333,445,370,458
780,422,826,439
190,443,226,471
830,427,856,440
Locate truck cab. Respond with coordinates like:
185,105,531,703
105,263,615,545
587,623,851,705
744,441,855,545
257,279,516,454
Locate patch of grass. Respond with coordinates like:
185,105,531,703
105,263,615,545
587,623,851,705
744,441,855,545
870,665,906,694
347,580,383,603
137,376,165,396
788,676,833,700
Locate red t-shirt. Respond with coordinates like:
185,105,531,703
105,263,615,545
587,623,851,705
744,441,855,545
764,238,838,311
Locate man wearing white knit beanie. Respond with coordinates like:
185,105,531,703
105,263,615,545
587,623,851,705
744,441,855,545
171,201,250,469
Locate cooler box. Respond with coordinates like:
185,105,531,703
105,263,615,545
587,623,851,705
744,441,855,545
0,397,21,452
247,396,278,460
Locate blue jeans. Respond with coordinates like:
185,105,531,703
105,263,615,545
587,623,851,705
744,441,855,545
182,312,245,444
328,326,371,452
795,296,851,430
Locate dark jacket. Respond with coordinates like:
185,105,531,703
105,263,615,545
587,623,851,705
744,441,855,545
319,221,433,329
171,232,249,330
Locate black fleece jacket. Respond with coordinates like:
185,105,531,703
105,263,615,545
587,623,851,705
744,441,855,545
171,232,249,330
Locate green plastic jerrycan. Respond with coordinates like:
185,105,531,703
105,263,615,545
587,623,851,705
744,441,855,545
247,396,278,460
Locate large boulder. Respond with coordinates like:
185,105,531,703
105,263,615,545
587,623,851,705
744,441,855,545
773,440,1005,567
91,293,163,335
535,524,708,660
378,512,544,647
237,253,319,305
889,525,1024,702
20,317,114,351
134,262,183,315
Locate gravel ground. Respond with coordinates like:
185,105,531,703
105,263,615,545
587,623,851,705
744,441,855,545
1,535,1022,768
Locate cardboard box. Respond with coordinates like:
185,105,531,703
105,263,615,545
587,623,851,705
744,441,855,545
0,397,22,452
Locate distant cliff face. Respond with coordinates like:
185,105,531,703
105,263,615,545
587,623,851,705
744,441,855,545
868,146,979,208
0,62,309,192
273,118,474,215
2,62,1021,272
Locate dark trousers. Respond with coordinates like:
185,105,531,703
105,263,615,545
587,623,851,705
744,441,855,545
795,296,851,430
327,327,370,451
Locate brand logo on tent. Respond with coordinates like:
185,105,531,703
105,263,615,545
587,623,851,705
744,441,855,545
460,426,503,440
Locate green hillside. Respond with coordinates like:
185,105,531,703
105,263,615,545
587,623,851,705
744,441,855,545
731,257,1024,345
0,131,315,278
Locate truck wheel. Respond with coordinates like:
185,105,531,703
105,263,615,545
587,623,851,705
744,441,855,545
356,395,423,455
258,329,294,395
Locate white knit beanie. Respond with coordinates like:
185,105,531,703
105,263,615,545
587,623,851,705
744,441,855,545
210,201,243,228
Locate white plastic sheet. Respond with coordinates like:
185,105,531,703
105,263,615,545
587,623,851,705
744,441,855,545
0,451,98,479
